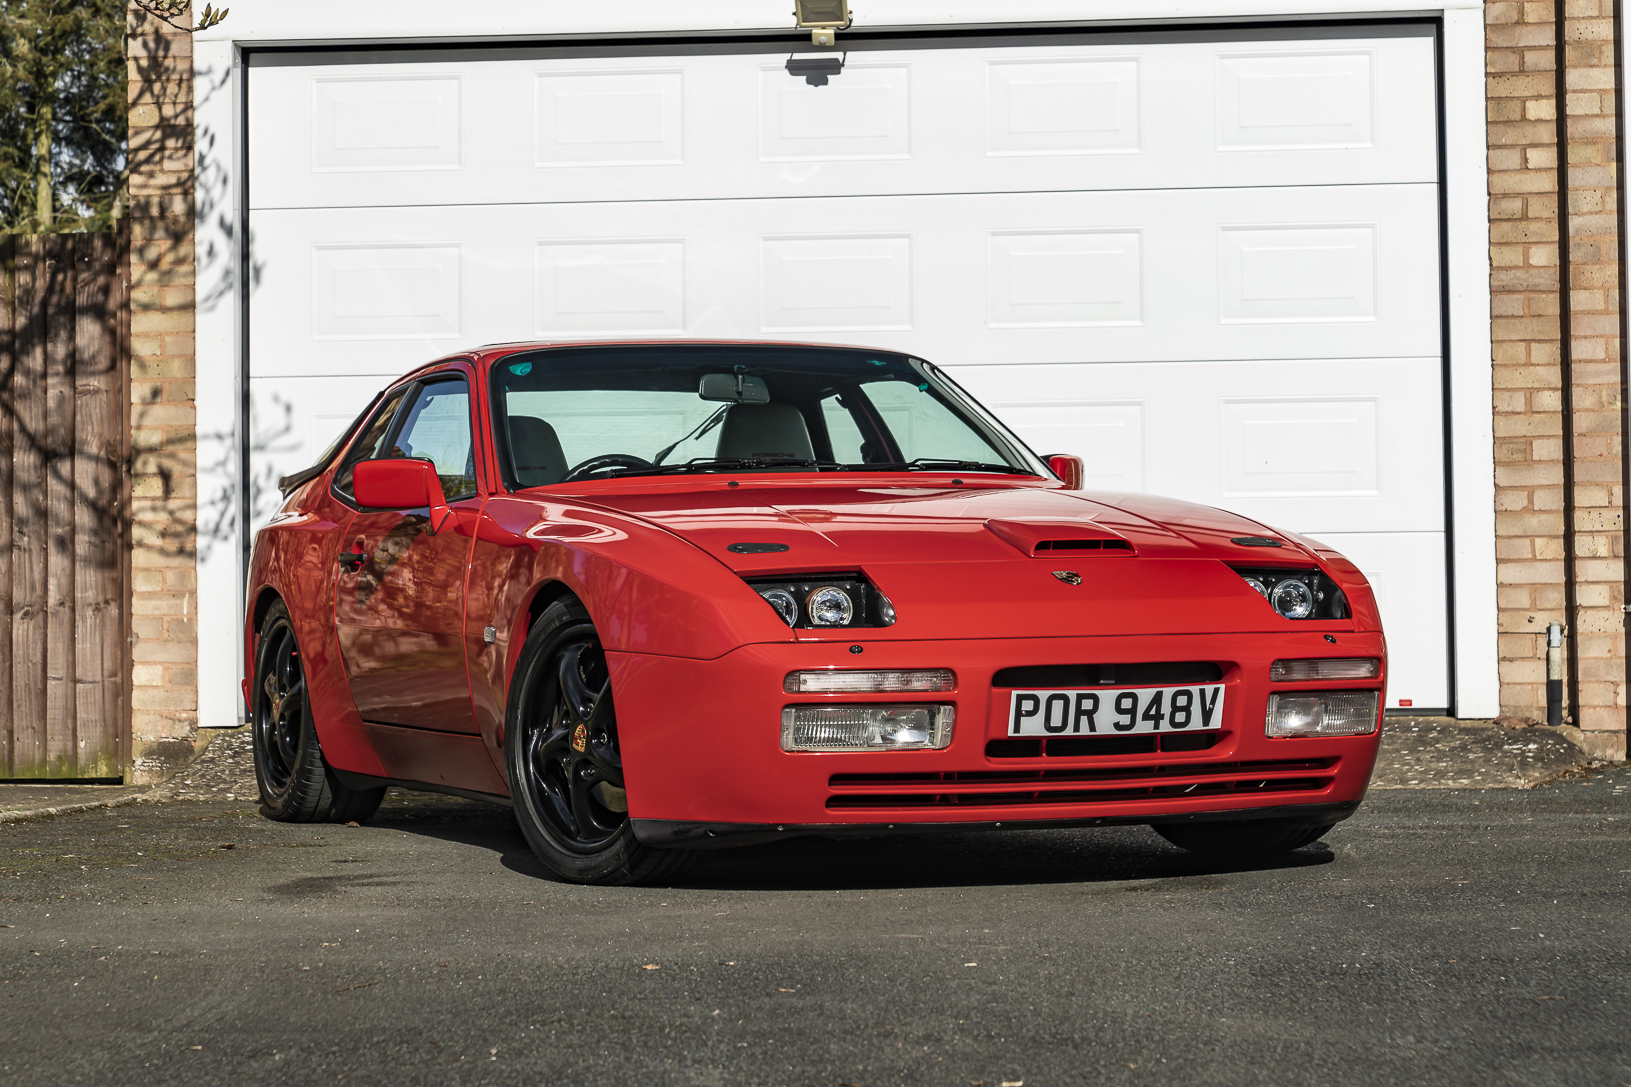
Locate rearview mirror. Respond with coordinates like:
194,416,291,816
699,373,770,403
353,458,452,533
1046,453,1085,490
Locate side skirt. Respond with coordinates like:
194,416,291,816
333,768,512,808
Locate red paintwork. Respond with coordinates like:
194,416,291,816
245,341,1387,833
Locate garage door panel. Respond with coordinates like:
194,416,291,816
959,356,1444,535
249,183,1437,376
1300,531,1449,711
250,34,1435,209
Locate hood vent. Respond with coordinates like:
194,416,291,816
1034,539,1132,552
986,519,1136,558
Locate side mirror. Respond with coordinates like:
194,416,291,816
353,458,452,533
1046,453,1085,491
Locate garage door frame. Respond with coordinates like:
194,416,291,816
190,3,1496,727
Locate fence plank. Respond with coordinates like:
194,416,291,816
1,231,129,781
73,233,123,778
0,237,14,777
10,238,48,776
44,236,77,775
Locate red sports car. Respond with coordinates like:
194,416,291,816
246,340,1386,884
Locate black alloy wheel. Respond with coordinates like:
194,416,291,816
506,599,693,885
252,599,385,824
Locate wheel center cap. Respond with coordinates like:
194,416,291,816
571,722,588,754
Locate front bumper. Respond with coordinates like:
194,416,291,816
611,630,1383,840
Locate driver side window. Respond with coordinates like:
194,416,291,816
391,378,478,501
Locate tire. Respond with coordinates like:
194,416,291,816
252,599,386,824
1153,818,1332,856
505,599,693,885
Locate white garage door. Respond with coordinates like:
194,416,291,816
247,28,1447,709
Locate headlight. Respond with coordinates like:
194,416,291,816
781,704,955,751
760,589,799,627
1265,691,1379,737
744,572,894,628
807,586,854,626
1230,566,1349,620
1270,578,1314,619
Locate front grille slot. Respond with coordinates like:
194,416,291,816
827,775,1332,810
985,732,1225,759
830,757,1334,789
992,662,1224,688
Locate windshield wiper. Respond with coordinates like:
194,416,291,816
607,457,842,478
836,458,1036,475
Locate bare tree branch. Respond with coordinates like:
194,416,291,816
129,0,227,33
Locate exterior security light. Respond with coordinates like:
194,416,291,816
794,0,851,46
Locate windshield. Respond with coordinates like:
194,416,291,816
490,344,1045,487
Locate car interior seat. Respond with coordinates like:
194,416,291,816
508,415,569,486
714,402,816,462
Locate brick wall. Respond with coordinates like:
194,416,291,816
126,4,200,782
1487,0,1627,759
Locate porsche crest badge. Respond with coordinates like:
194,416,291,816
571,722,588,753
1052,570,1083,586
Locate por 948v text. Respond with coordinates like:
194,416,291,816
1009,685,1226,736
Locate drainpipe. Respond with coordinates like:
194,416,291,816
1553,1,1582,732
1546,622,1565,728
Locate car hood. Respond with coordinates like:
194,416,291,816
569,480,1316,570
539,479,1367,640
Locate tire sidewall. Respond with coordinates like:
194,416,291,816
251,601,321,819
505,599,644,883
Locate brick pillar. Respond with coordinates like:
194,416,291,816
1486,0,1627,760
126,3,200,782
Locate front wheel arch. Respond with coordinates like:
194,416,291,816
503,597,691,885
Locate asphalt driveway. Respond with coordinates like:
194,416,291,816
1,769,1628,1087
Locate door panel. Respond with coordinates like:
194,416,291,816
249,34,1436,210
334,376,482,733
248,183,1441,378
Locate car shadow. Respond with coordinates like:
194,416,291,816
365,792,1337,890
662,826,1336,891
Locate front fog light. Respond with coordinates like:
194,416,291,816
781,704,955,751
1265,691,1379,737
806,586,855,626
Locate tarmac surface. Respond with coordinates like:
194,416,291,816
1,759,1628,1086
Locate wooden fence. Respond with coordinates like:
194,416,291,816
0,229,130,780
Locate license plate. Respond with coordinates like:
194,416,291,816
1008,685,1226,736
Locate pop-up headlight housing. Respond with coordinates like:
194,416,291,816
746,572,897,629
1230,565,1349,620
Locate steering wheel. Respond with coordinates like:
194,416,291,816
560,454,653,482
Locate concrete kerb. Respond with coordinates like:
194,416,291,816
0,727,247,825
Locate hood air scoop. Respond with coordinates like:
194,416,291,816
985,519,1136,558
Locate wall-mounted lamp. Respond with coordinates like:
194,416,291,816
794,0,851,47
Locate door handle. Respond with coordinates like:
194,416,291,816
337,551,366,571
